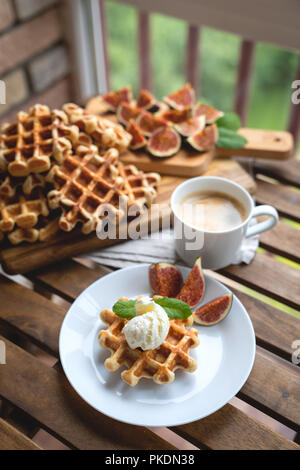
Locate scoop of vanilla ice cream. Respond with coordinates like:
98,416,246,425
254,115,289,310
122,297,169,350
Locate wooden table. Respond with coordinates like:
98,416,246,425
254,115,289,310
0,159,299,450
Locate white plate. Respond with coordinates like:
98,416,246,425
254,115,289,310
59,264,255,427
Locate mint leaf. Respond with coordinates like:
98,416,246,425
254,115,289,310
154,297,192,319
113,299,137,318
216,112,241,131
216,127,247,149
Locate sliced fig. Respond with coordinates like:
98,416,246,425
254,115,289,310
136,111,168,137
116,103,142,126
102,86,132,111
147,126,181,157
177,257,205,308
153,101,170,116
187,124,218,151
164,83,195,110
127,119,146,150
174,115,205,137
161,107,191,124
193,293,233,326
194,103,224,124
137,89,156,110
149,262,183,297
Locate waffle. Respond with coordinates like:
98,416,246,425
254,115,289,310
0,104,79,177
46,146,129,234
7,216,60,245
98,303,199,386
0,173,46,198
46,143,160,234
116,163,160,211
62,103,132,152
0,189,49,232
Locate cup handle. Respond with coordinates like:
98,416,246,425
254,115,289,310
245,205,279,238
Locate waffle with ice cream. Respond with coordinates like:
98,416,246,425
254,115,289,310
98,295,199,386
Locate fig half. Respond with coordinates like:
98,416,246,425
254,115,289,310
147,126,181,157
187,124,218,152
116,102,142,126
149,262,183,298
194,103,224,124
102,86,132,111
164,83,195,110
193,293,233,326
137,89,156,110
177,257,205,308
127,119,146,150
136,111,168,137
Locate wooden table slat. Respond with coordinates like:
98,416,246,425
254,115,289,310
253,159,300,189
220,251,300,310
255,179,300,222
0,417,41,450
29,259,111,303
172,404,299,450
0,336,176,451
230,287,300,361
239,347,300,429
0,274,64,356
259,219,300,264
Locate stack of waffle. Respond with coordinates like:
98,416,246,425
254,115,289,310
0,103,160,245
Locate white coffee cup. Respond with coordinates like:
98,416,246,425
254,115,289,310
171,176,278,270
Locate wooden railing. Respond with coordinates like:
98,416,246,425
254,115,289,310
94,0,300,147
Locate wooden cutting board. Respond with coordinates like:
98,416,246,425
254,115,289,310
0,158,255,275
120,128,293,177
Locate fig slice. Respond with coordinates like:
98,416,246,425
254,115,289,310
147,126,181,157
177,257,205,308
136,111,168,137
153,101,170,116
127,119,147,150
194,103,224,124
116,103,142,126
161,107,191,124
193,293,233,326
187,124,218,152
164,83,195,110
174,115,205,137
149,262,183,298
137,89,156,110
102,86,132,111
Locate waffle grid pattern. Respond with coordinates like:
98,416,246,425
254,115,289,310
0,105,78,177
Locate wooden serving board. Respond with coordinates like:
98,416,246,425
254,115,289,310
120,128,293,177
0,158,255,275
